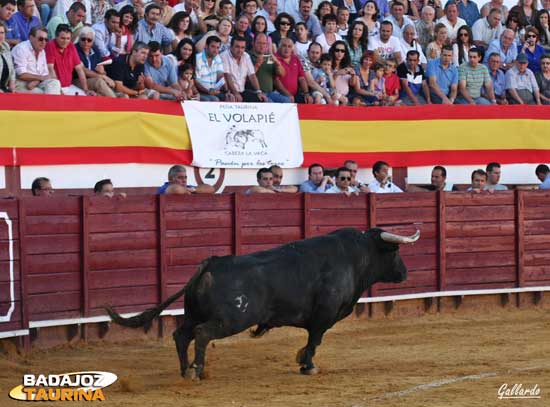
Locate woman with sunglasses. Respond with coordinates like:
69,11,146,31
356,0,380,39
199,0,218,31
270,13,296,53
519,26,545,73
329,41,357,105
0,22,15,93
534,9,550,52
452,25,474,66
536,54,550,104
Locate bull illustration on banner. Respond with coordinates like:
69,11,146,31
224,125,267,151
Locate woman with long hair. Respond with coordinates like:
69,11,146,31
534,9,550,52
0,22,15,93
518,0,538,26
172,38,196,68
452,25,474,66
250,15,273,51
269,13,296,53
356,0,379,39
346,20,368,69
329,40,357,105
518,25,546,73
111,5,138,56
168,12,193,42
506,9,526,44
199,0,218,31
426,22,448,60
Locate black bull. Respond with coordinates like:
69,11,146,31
106,227,420,379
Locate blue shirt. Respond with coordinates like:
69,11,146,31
145,55,177,86
157,182,196,194
451,0,480,27
488,69,505,97
541,174,550,190
299,180,328,193
135,19,176,46
7,12,40,42
426,58,458,95
484,38,517,65
518,44,545,74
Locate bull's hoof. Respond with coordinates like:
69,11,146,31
295,347,306,364
300,366,319,375
184,367,203,381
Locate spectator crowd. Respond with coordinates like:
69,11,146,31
1,0,550,105
30,160,550,197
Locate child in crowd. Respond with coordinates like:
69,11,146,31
383,58,402,106
294,23,311,61
178,64,200,101
370,62,387,105
311,54,333,104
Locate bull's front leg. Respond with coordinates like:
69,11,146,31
296,328,328,375
173,321,195,377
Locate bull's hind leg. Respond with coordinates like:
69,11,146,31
173,320,196,377
187,320,244,380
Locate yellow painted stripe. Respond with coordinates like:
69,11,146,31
299,119,550,152
1,111,192,149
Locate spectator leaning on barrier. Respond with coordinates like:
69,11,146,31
467,169,488,192
408,165,459,191
31,177,53,196
12,26,62,94
269,165,298,193
325,166,360,196
485,162,508,190
368,160,403,193
535,164,550,189
157,164,215,194
299,163,333,193
344,160,370,193
94,178,127,198
247,167,278,194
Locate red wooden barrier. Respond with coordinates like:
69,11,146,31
1,191,550,338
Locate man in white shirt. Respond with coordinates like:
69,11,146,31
221,35,268,102
437,2,466,42
12,26,61,93
325,167,360,196
384,1,416,40
368,20,403,63
368,160,404,193
472,8,503,49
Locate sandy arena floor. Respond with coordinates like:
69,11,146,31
2,308,549,407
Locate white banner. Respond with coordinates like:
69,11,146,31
183,101,303,169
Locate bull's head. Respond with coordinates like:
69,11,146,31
367,228,420,285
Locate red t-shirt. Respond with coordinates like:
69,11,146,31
45,40,81,87
276,53,305,97
384,73,401,97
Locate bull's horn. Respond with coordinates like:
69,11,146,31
380,230,420,244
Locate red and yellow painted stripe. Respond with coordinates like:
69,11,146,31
2,94,550,167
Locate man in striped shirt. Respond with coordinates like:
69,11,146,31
456,47,496,105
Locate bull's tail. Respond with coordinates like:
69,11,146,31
104,257,213,330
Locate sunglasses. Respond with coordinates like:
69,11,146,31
527,34,537,38
37,36,48,42
280,21,291,26
335,48,346,53
80,37,93,42
339,177,352,181
459,32,469,36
